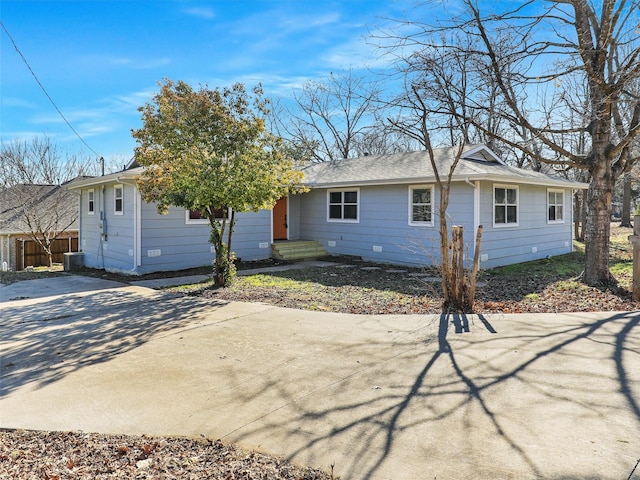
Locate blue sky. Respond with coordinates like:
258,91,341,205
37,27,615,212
1,0,415,163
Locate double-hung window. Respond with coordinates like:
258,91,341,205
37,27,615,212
409,185,433,226
547,189,564,223
114,185,124,215
88,189,95,215
328,189,359,222
493,185,518,226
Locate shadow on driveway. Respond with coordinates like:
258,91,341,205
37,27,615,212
224,310,640,479
0,285,224,397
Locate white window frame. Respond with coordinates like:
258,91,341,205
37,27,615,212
493,184,519,227
185,209,209,225
408,185,434,226
327,188,360,223
185,207,230,225
547,188,565,224
87,189,95,215
114,185,124,215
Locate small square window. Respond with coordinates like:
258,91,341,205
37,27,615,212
327,189,359,222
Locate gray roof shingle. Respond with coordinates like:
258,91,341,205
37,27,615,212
0,184,78,235
301,145,587,189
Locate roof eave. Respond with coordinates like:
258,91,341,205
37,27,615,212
66,171,140,190
304,174,589,190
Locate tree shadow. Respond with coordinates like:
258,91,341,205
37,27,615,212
224,310,640,479
0,287,225,397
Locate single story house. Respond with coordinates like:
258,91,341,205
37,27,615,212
0,184,79,271
66,145,588,275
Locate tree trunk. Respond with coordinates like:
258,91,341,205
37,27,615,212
620,172,632,228
580,192,587,242
466,225,483,309
584,163,614,285
574,191,582,242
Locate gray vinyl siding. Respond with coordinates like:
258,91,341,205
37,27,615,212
288,195,301,240
139,203,212,274
79,184,134,272
79,188,101,269
477,182,573,268
137,204,272,275
78,183,272,275
299,183,475,267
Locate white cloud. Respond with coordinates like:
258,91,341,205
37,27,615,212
183,6,216,20
78,54,171,70
112,88,158,111
0,97,39,109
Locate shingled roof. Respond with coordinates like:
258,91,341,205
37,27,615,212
0,184,78,235
301,145,587,189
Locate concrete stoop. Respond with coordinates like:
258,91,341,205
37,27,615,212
271,240,328,261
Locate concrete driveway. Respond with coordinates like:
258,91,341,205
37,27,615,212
1,276,639,479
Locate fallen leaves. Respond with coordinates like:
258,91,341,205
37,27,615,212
199,261,637,315
0,430,333,479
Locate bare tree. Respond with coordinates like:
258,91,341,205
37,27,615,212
0,137,93,267
388,76,484,311
283,70,388,162
380,0,640,286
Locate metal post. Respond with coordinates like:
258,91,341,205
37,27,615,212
629,215,640,302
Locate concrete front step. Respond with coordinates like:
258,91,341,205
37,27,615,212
271,241,328,261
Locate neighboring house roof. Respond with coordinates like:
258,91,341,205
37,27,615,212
301,145,589,189
0,184,79,235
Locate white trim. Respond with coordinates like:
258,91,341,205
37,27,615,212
473,180,480,255
185,209,209,225
547,188,565,224
462,145,505,164
493,184,519,228
87,189,95,215
135,189,142,267
114,184,124,215
306,175,589,190
408,184,434,227
327,188,360,223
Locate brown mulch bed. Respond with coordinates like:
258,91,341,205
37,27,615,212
194,255,637,315
0,430,334,480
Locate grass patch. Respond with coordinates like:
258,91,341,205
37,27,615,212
484,252,584,280
238,274,313,289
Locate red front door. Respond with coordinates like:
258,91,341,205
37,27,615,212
273,197,288,240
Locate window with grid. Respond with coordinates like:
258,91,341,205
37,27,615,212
548,189,564,223
328,189,359,222
494,185,518,226
409,186,433,225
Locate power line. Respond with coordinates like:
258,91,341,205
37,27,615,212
0,20,102,158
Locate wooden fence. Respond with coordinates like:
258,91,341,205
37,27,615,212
16,236,79,270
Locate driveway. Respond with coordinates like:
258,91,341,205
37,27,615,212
1,276,639,479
